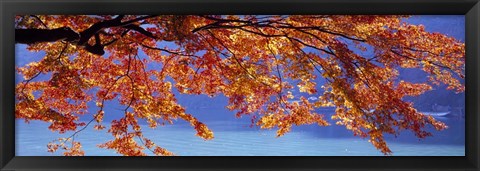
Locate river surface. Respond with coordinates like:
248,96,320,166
15,109,465,156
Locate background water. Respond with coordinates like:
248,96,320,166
16,109,465,156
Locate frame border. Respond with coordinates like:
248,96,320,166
1,0,479,170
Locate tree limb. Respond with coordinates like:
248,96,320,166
15,15,159,55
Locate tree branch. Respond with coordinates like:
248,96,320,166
15,27,80,44
16,15,159,55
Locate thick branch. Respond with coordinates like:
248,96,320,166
16,15,159,55
15,27,80,44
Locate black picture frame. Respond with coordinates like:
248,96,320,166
1,0,479,170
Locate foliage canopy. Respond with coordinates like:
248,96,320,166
15,15,465,156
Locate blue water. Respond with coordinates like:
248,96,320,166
15,109,465,156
